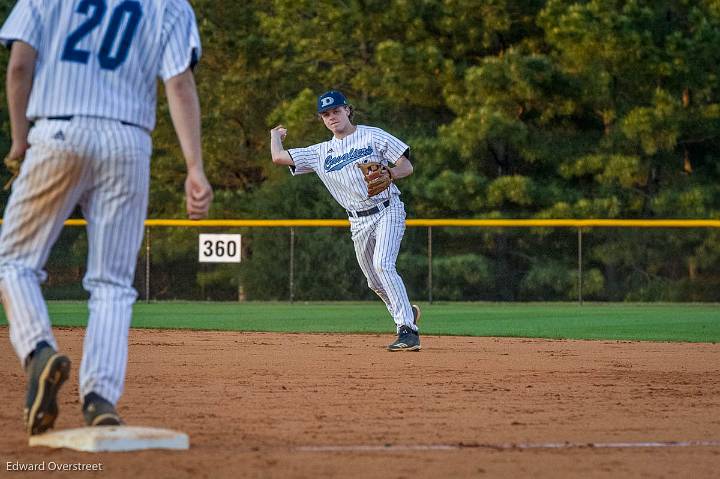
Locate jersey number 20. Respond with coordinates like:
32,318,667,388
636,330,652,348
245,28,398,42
61,0,143,71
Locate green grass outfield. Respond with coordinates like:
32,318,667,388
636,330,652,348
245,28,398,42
0,301,718,342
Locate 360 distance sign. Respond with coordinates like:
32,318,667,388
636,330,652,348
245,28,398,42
198,234,242,263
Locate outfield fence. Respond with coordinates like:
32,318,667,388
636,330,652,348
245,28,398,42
5,218,720,304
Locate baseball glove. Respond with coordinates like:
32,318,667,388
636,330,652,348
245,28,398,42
357,161,392,197
3,154,22,191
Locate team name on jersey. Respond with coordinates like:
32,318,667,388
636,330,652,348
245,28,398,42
324,145,374,172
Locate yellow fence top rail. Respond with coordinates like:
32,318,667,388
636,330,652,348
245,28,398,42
3,218,717,228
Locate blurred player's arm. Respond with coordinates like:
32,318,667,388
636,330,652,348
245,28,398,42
270,125,294,166
389,153,413,180
165,68,213,220
5,40,36,163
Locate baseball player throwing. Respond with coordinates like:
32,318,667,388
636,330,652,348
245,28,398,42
0,0,213,434
270,90,421,351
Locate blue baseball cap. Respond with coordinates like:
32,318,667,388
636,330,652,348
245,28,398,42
317,90,348,113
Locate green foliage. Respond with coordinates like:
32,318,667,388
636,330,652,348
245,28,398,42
1,0,720,301
431,254,494,301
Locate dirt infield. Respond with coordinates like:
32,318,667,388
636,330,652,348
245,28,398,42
1,327,719,478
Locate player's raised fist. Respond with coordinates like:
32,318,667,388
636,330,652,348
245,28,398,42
271,125,287,141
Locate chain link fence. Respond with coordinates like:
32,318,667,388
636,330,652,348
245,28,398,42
36,220,720,303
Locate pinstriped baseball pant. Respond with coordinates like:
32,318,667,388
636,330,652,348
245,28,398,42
350,197,416,332
0,117,151,406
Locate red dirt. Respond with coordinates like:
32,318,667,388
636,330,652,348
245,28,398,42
1,327,719,478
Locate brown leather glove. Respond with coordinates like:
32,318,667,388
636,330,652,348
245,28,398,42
357,161,392,197
3,154,22,191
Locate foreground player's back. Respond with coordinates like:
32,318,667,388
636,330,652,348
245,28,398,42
7,0,199,130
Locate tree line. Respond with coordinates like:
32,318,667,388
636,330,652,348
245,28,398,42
1,0,719,301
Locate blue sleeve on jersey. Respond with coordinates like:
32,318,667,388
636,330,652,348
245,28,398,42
159,1,201,81
0,0,42,50
189,47,198,71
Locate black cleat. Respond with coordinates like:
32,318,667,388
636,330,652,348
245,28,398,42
24,346,71,435
83,393,124,427
388,325,421,352
83,392,123,427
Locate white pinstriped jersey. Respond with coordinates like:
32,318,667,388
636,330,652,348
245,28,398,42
0,0,200,131
288,125,409,212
